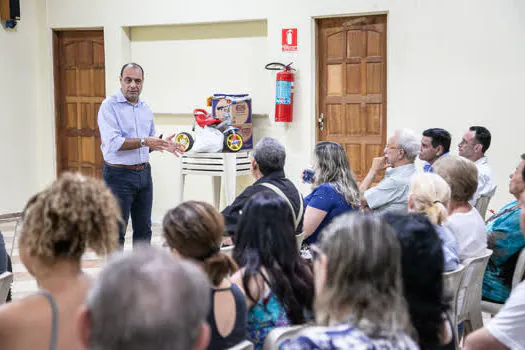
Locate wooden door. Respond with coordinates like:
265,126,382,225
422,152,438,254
53,30,105,179
317,16,387,181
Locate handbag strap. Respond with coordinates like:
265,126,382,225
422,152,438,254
259,183,303,230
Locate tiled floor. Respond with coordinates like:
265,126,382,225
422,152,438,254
1,220,164,300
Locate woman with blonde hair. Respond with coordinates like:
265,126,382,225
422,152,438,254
282,213,418,349
408,172,459,271
434,155,487,260
163,201,247,350
0,173,119,350
302,141,360,245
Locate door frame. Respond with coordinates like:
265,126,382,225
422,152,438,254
313,13,388,143
52,29,104,177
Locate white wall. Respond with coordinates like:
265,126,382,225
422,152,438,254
5,0,525,218
0,0,53,213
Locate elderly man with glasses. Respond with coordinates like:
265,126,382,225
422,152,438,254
359,128,420,213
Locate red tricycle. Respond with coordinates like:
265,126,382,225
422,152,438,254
174,107,244,153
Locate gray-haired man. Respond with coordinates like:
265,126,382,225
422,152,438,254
360,128,419,213
222,137,303,234
77,246,210,350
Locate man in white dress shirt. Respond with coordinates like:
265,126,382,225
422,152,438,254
458,126,496,206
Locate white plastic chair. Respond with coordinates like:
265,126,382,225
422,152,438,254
454,249,492,342
475,194,493,220
221,245,234,258
263,325,307,350
0,212,22,256
295,232,305,251
481,247,525,316
0,272,13,304
443,264,467,329
227,340,254,350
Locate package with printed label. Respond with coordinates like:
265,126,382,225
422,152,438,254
211,94,253,150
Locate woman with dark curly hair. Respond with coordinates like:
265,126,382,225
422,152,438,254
384,213,454,350
231,191,314,349
0,173,120,350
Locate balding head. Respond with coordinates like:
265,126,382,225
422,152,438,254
77,245,210,350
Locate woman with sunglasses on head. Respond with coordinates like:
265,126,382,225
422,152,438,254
301,141,360,246
282,212,418,349
231,191,314,350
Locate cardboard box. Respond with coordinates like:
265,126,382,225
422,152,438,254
211,94,253,150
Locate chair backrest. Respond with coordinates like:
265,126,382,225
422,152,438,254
221,245,234,258
227,340,254,350
512,247,525,288
0,272,13,304
443,264,467,316
474,195,492,220
456,249,493,323
295,232,305,251
263,325,306,350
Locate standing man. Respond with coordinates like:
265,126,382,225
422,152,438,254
98,63,183,246
458,126,496,206
360,128,419,213
419,128,451,172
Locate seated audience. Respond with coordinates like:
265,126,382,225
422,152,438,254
458,126,496,207
162,201,247,349
282,213,418,349
302,141,360,245
482,154,525,303
222,137,303,235
0,173,119,350
360,128,419,213
77,246,210,350
420,128,451,173
434,155,487,260
384,213,454,350
408,172,459,271
231,191,314,349
464,172,525,350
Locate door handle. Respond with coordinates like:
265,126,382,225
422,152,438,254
318,113,324,131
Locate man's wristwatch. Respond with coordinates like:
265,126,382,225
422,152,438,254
140,138,146,147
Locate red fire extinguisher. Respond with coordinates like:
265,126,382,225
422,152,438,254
265,62,295,122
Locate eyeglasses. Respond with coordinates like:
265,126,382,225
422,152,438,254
310,244,324,262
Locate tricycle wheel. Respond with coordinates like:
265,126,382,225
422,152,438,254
175,132,194,152
224,133,243,152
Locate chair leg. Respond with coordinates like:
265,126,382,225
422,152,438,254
469,310,484,331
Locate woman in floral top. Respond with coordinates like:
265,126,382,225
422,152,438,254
282,213,419,350
231,191,314,349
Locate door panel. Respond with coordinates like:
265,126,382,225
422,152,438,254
54,30,105,179
317,16,387,181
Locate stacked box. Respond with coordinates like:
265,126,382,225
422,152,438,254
211,94,253,150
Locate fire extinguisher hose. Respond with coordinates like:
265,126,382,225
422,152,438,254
265,62,295,71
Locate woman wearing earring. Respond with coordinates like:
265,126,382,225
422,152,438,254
301,141,360,245
163,201,247,350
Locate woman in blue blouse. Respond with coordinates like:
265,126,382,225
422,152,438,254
302,142,360,245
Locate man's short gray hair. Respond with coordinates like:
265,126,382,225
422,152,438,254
86,245,210,350
395,128,420,162
251,137,286,175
